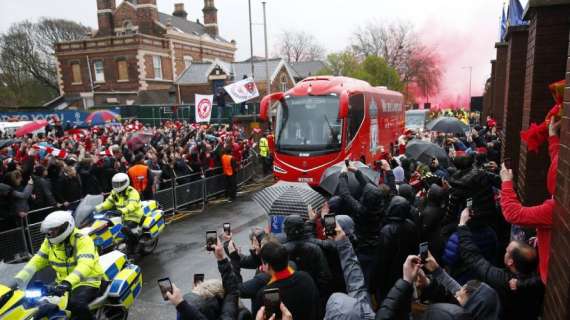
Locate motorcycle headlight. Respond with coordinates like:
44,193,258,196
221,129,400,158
25,289,42,299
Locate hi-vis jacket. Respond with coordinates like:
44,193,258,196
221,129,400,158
259,137,269,157
16,228,104,289
97,186,144,224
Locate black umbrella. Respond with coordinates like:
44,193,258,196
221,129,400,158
405,140,450,168
0,139,20,149
426,117,469,134
253,181,325,218
320,161,380,198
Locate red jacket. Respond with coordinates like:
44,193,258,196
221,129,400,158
500,135,559,284
500,181,553,284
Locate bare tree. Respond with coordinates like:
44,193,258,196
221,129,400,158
0,18,90,99
276,31,325,63
351,20,442,100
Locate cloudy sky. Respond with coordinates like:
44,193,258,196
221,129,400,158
0,0,526,104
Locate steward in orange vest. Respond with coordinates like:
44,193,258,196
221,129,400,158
221,147,238,201
127,154,153,200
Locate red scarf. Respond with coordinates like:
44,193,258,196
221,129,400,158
268,267,295,284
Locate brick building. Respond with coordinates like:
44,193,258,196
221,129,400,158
54,0,236,108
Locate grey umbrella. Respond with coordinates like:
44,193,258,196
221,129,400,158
426,117,469,134
405,140,450,168
253,181,325,218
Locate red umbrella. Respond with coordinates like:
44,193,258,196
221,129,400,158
15,120,49,137
85,110,121,125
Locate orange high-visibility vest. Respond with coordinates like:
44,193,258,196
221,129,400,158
128,164,149,193
222,154,234,176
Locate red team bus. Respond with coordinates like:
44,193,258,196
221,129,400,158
259,76,404,186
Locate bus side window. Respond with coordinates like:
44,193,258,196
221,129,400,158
347,94,365,144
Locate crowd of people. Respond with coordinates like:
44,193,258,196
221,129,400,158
0,119,261,231
162,116,558,320
427,109,480,126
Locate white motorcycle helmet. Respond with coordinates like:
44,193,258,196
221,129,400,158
112,172,130,193
40,211,75,245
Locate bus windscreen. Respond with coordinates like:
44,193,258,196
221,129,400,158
275,95,342,153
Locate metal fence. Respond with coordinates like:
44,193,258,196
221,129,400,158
116,103,261,126
0,157,258,263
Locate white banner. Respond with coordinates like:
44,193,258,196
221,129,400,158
195,94,214,123
224,77,260,104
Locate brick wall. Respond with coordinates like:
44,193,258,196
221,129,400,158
493,43,508,131
501,26,529,183
543,23,570,320
517,4,570,205
113,1,137,31
96,0,115,37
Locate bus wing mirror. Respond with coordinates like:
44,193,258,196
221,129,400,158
260,92,285,121
338,92,349,119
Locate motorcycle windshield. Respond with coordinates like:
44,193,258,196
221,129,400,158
74,194,104,227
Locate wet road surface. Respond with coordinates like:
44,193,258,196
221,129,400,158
129,187,268,319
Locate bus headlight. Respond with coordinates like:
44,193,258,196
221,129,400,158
273,165,287,174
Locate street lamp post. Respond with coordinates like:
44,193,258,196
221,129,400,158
462,66,472,108
248,0,255,78
262,1,270,96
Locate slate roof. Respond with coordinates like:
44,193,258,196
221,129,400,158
290,61,327,79
158,12,230,43
177,58,291,85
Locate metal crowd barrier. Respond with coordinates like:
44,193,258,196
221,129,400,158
0,156,258,263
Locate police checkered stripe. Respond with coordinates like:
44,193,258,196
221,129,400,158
253,184,325,218
109,264,142,309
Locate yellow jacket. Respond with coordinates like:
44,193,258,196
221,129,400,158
259,137,269,157
16,228,103,289
97,186,144,224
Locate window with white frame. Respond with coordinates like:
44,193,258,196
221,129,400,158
153,56,163,80
94,60,105,82
280,74,288,92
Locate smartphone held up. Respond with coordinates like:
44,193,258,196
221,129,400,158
206,231,217,251
157,277,173,301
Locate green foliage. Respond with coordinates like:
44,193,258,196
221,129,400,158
353,56,404,91
320,52,404,92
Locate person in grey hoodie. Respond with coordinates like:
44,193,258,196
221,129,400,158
324,219,376,320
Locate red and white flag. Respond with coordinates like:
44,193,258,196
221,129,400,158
224,77,259,104
195,94,214,123
33,145,67,159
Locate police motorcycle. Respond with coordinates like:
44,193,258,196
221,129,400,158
0,250,141,319
76,193,166,256
0,210,142,320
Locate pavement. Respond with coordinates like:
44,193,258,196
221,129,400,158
128,179,271,319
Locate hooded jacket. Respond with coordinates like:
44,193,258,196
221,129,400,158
420,184,448,260
283,215,333,306
463,283,500,320
432,268,500,320
447,157,501,225
373,196,419,302
338,171,388,250
176,258,240,320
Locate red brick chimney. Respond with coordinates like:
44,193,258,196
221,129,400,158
96,0,116,37
173,3,188,20
203,0,219,38
137,0,159,35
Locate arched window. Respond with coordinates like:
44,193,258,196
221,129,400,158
123,20,135,35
